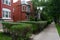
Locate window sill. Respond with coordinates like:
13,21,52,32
3,3,11,6
2,18,11,19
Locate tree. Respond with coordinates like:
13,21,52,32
31,0,48,21
45,0,60,23
40,0,53,21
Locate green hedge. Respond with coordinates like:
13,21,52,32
2,21,48,40
19,21,47,34
11,23,32,40
2,22,11,33
2,21,47,34
2,22,32,40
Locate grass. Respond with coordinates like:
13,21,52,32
56,24,60,36
0,32,11,40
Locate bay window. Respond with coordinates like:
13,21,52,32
2,8,11,19
22,5,26,11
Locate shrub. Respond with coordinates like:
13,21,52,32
19,21,47,34
2,21,48,40
2,22,32,40
30,16,35,21
2,22,21,33
11,23,32,40
2,22,12,33
41,13,53,24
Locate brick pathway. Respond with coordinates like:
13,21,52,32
31,22,60,40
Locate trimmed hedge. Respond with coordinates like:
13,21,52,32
11,23,32,40
2,22,11,33
2,21,48,34
19,21,47,34
2,22,32,40
2,21,48,40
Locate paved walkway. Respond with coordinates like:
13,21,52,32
31,22,60,40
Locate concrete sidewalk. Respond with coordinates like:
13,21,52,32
31,22,60,40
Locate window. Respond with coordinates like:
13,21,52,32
22,5,26,11
26,6,30,12
2,0,11,5
2,11,5,17
2,8,11,19
6,11,9,17
3,0,4,3
6,0,8,4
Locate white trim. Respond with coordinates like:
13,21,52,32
2,18,11,19
22,5,26,11
2,8,11,12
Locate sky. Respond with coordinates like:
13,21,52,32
13,0,30,3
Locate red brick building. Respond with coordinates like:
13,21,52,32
0,0,13,21
13,0,33,22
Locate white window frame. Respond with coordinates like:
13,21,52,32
22,5,26,11
2,8,11,19
2,0,11,6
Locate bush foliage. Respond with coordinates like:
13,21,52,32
2,21,47,40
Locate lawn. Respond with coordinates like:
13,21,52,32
0,32,11,40
56,24,60,36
